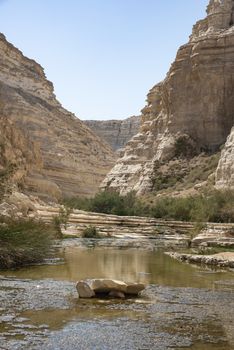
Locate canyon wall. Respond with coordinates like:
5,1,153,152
102,0,234,195
84,116,140,151
0,115,41,197
216,126,234,189
0,33,116,201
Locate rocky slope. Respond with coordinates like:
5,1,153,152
84,116,140,151
0,33,115,201
102,0,234,195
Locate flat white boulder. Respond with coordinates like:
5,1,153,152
76,279,145,298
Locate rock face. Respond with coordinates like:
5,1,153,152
215,127,234,189
0,115,41,197
102,0,234,195
0,33,115,201
84,116,140,151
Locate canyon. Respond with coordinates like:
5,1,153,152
1,0,234,204
102,0,234,195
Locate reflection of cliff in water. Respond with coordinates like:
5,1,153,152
64,248,151,284
5,245,234,290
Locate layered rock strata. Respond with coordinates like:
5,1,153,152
215,127,234,189
0,33,115,201
84,116,140,151
0,116,41,197
102,0,234,195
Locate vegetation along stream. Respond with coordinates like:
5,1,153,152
0,239,233,350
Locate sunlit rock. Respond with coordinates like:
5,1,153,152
102,0,234,195
76,278,146,298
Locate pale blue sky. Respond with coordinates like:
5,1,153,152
0,0,208,120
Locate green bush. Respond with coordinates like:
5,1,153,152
0,217,57,269
53,206,72,238
82,225,100,238
63,197,91,211
63,191,148,217
174,135,196,158
63,190,234,224
150,190,234,223
89,191,125,215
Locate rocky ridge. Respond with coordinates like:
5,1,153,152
84,116,140,151
102,0,234,195
0,33,115,201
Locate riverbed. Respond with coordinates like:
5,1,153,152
0,238,233,349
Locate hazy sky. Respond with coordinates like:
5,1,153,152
0,0,208,120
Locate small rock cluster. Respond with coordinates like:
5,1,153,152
76,278,145,299
166,251,234,268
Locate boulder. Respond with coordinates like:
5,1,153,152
125,282,145,295
76,278,146,299
86,279,127,293
76,281,95,298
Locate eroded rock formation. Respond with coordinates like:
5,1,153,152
102,0,234,195
84,116,140,151
216,126,234,189
0,114,43,195
0,33,115,201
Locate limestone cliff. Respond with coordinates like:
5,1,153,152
216,126,234,189
84,116,140,151
0,115,41,197
0,33,115,201
102,0,234,195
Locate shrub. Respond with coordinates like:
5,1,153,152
53,206,72,238
82,225,100,238
150,190,234,223
63,197,91,211
63,191,148,217
174,135,196,158
63,190,234,224
0,217,57,269
89,191,125,215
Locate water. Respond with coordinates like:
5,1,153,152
0,238,233,349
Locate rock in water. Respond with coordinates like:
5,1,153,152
76,281,95,298
125,282,146,295
86,279,127,293
76,279,146,298
102,0,234,195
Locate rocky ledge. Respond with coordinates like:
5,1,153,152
166,252,234,268
76,279,145,299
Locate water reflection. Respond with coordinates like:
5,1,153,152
4,243,234,290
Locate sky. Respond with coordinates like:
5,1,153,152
0,0,208,120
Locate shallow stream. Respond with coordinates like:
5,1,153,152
0,238,234,349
